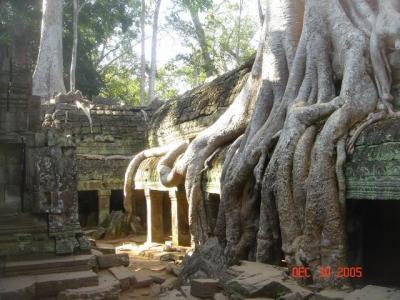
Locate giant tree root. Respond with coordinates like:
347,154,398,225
128,0,396,289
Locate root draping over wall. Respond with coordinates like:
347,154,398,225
124,0,400,287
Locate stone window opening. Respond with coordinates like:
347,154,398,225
109,189,125,213
78,190,99,228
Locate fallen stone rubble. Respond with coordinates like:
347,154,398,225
160,261,400,300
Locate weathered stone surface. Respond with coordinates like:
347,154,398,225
102,211,138,239
166,263,182,277
0,276,36,300
97,253,129,269
224,261,312,299
148,57,253,147
180,237,227,284
214,293,229,300
94,243,116,254
57,284,120,300
226,276,291,299
314,289,349,300
181,286,202,300
108,266,136,290
91,227,106,240
344,285,400,300
161,277,179,291
35,270,98,297
4,254,96,277
159,289,185,299
191,278,220,298
132,270,154,288
346,118,400,200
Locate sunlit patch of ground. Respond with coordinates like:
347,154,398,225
92,235,191,299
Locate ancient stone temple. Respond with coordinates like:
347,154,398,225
125,61,400,290
2,24,400,299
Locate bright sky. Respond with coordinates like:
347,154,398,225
135,0,262,68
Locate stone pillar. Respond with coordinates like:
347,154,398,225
145,189,164,244
98,190,111,225
169,189,190,246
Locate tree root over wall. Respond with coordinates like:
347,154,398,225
125,0,400,288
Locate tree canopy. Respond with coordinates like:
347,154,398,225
2,0,258,104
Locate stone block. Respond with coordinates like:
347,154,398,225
191,279,220,298
35,270,98,297
315,289,348,299
132,270,154,288
0,276,36,300
97,253,129,269
344,285,400,300
109,266,136,290
159,289,185,300
214,293,229,300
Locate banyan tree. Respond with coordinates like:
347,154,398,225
124,0,400,287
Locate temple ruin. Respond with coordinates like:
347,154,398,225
1,17,400,300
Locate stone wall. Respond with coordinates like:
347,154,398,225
42,96,152,225
147,58,253,147
0,45,89,256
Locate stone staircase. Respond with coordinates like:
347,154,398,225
3,254,96,277
0,252,157,299
0,255,100,299
0,213,54,257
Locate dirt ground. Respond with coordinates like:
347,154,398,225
94,234,188,299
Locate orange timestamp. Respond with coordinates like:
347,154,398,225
291,266,363,279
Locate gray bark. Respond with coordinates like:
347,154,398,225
149,0,162,103
236,0,243,63
126,0,399,288
70,0,78,92
140,0,146,106
32,0,66,98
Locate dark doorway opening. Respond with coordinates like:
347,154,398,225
78,190,99,227
0,143,23,214
162,191,172,239
135,189,147,229
347,200,400,288
206,193,220,233
110,189,125,212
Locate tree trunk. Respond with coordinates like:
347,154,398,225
126,0,397,288
70,0,78,92
148,0,162,103
140,0,146,106
236,0,243,64
32,0,66,98
257,0,264,25
188,6,216,77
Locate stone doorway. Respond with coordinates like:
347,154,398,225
110,189,125,213
0,143,23,215
347,200,400,288
134,190,147,229
205,193,220,233
145,190,172,244
78,190,99,228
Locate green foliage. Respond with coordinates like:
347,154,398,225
166,0,257,88
63,0,142,98
100,66,141,105
1,0,258,103
0,1,41,46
